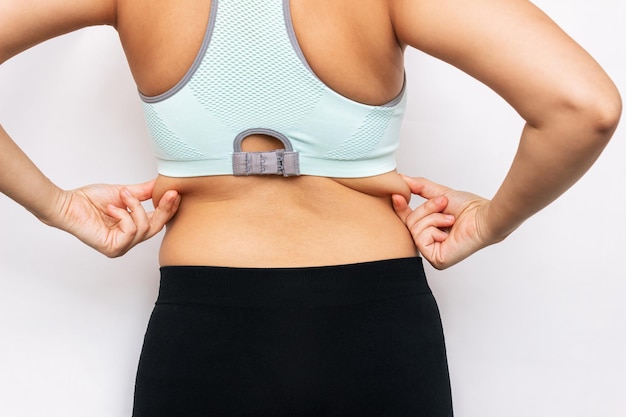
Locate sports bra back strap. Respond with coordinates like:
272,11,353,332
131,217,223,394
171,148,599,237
232,128,301,177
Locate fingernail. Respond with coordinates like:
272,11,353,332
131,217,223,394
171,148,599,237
445,215,455,220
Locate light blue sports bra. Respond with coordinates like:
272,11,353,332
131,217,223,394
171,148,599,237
140,0,407,178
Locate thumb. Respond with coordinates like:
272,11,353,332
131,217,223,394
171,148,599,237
401,176,449,200
392,194,412,224
124,179,157,202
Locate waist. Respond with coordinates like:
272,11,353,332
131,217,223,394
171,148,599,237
154,173,418,267
156,257,429,308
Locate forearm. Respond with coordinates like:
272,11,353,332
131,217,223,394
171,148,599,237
0,124,64,225
483,112,619,242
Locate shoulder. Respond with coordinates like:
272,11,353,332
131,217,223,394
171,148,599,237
0,0,117,64
387,0,620,122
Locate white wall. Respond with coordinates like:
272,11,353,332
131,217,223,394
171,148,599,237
1,1,624,416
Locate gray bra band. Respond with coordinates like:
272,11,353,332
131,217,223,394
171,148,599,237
232,128,300,177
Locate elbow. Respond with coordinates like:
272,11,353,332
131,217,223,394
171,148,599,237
587,88,622,139
565,84,622,145
528,83,623,152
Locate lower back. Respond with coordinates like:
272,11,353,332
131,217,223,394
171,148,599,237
154,173,417,267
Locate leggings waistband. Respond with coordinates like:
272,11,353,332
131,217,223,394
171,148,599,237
157,257,430,308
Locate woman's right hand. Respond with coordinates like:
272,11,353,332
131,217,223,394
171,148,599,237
47,179,180,258
392,176,505,270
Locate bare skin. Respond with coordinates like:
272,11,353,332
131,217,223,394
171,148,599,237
119,0,416,266
0,0,621,268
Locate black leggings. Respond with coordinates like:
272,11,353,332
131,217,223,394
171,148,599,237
132,257,453,416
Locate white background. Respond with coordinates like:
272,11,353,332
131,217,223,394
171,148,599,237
1,1,624,416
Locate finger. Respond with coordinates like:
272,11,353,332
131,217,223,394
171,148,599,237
401,176,450,200
416,226,449,249
105,204,138,253
145,190,181,238
416,226,450,270
405,195,449,226
392,194,412,224
101,191,180,256
407,212,456,244
119,188,151,236
124,179,157,202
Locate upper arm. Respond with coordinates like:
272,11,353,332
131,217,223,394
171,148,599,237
0,0,117,64
390,0,621,128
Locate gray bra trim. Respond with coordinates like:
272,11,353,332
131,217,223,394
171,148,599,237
232,128,300,177
139,0,220,103
140,0,405,107
282,0,406,108
233,128,295,152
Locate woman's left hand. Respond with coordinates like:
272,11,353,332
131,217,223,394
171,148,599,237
49,179,180,258
392,176,501,270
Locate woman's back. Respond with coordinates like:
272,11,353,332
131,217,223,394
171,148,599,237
116,0,417,267
1,0,620,268
0,0,621,415
118,0,405,107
